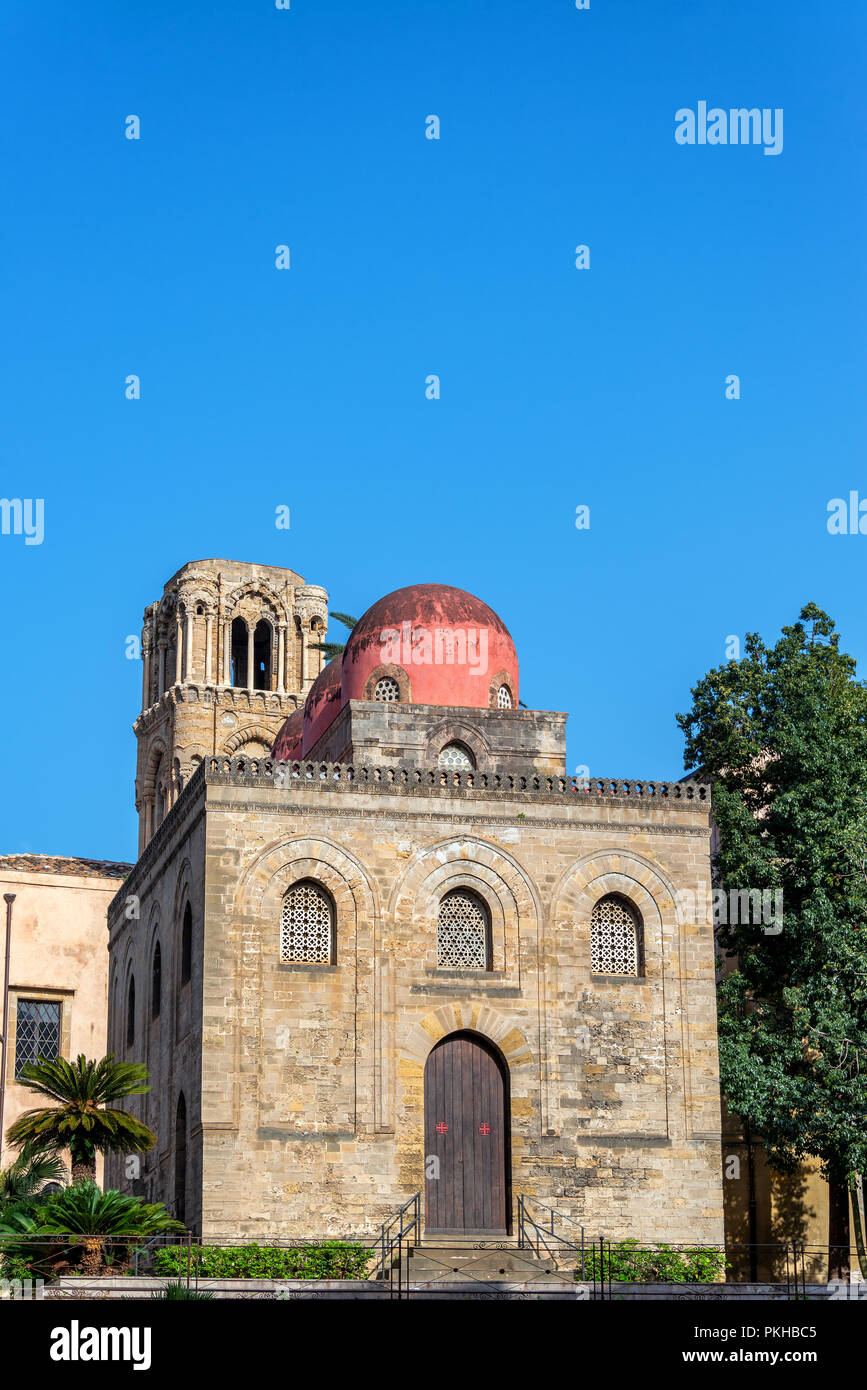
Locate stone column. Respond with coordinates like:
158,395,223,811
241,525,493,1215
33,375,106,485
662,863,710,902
223,622,231,686
175,614,184,685
183,612,193,681
142,640,151,708
300,622,308,688
157,641,167,698
247,623,255,690
277,625,286,694
205,615,214,685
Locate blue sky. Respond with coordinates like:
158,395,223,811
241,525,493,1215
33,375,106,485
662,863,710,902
0,0,864,861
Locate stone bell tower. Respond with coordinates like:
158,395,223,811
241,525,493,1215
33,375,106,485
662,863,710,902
133,558,328,853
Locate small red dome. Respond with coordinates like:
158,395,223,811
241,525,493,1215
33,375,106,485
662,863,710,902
341,584,518,711
300,655,344,756
270,704,304,761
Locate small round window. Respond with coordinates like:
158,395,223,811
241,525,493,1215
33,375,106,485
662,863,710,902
497,685,512,709
438,742,475,770
374,676,401,702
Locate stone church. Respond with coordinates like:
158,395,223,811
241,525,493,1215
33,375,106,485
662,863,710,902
105,558,724,1244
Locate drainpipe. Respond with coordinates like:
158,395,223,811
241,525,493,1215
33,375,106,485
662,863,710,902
0,893,15,1168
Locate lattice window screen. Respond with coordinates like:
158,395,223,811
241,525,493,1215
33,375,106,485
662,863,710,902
374,677,400,702
437,889,489,970
280,882,333,963
497,685,512,708
15,1000,61,1075
590,896,639,975
438,742,474,770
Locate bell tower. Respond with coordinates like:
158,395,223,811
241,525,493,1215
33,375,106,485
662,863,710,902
133,558,328,853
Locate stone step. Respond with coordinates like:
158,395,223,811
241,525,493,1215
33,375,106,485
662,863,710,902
404,1244,572,1284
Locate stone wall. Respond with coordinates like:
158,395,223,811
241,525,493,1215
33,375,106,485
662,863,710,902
109,760,723,1247
106,783,206,1230
310,700,567,776
0,857,131,1183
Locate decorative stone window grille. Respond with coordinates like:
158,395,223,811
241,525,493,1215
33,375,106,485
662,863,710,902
590,895,640,976
15,999,61,1077
280,882,333,963
437,889,490,970
374,676,401,702
438,742,475,770
497,685,512,709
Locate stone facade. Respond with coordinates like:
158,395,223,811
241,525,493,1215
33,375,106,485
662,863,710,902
134,559,328,854
107,752,725,1246
0,856,132,1181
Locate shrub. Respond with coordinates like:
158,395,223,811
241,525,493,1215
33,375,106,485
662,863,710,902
577,1239,726,1283
152,1241,372,1281
0,1252,37,1284
152,1280,215,1300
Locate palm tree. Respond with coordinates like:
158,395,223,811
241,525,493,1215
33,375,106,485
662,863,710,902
309,611,357,661
28,1182,183,1276
6,1055,155,1184
0,1144,66,1212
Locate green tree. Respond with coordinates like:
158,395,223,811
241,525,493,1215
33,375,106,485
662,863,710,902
6,1055,155,1185
678,603,867,1276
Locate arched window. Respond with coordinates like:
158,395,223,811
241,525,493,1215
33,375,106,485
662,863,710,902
496,684,512,709
438,742,475,770
253,619,272,690
181,903,192,985
175,1093,187,1227
154,754,165,828
126,976,136,1049
151,942,162,1019
590,895,642,976
230,617,248,688
437,889,491,971
280,881,333,963
374,676,401,702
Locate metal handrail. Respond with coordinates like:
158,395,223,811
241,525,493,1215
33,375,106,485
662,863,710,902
517,1194,586,1278
374,1192,421,1288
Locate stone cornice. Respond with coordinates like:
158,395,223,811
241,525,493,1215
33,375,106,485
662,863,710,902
202,799,711,838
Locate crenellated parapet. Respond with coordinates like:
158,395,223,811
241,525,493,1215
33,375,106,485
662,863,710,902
203,755,710,803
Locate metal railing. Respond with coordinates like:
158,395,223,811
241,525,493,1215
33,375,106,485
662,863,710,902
517,1194,586,1278
589,1238,814,1300
373,1192,421,1296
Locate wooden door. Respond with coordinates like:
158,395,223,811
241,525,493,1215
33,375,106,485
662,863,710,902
423,1031,509,1234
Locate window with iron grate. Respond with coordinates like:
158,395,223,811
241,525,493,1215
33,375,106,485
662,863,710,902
497,685,512,708
437,889,490,970
374,676,401,702
15,999,61,1076
280,881,334,963
438,742,475,770
590,895,640,976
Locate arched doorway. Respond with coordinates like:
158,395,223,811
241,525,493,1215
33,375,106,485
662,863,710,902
423,1031,510,1235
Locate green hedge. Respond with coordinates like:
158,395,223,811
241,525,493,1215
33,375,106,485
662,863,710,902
577,1239,726,1283
152,1241,372,1281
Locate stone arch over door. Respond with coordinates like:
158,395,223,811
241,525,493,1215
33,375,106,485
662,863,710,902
398,1007,534,1230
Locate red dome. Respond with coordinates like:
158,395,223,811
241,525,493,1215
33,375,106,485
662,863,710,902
341,584,518,711
300,655,343,756
270,705,304,761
